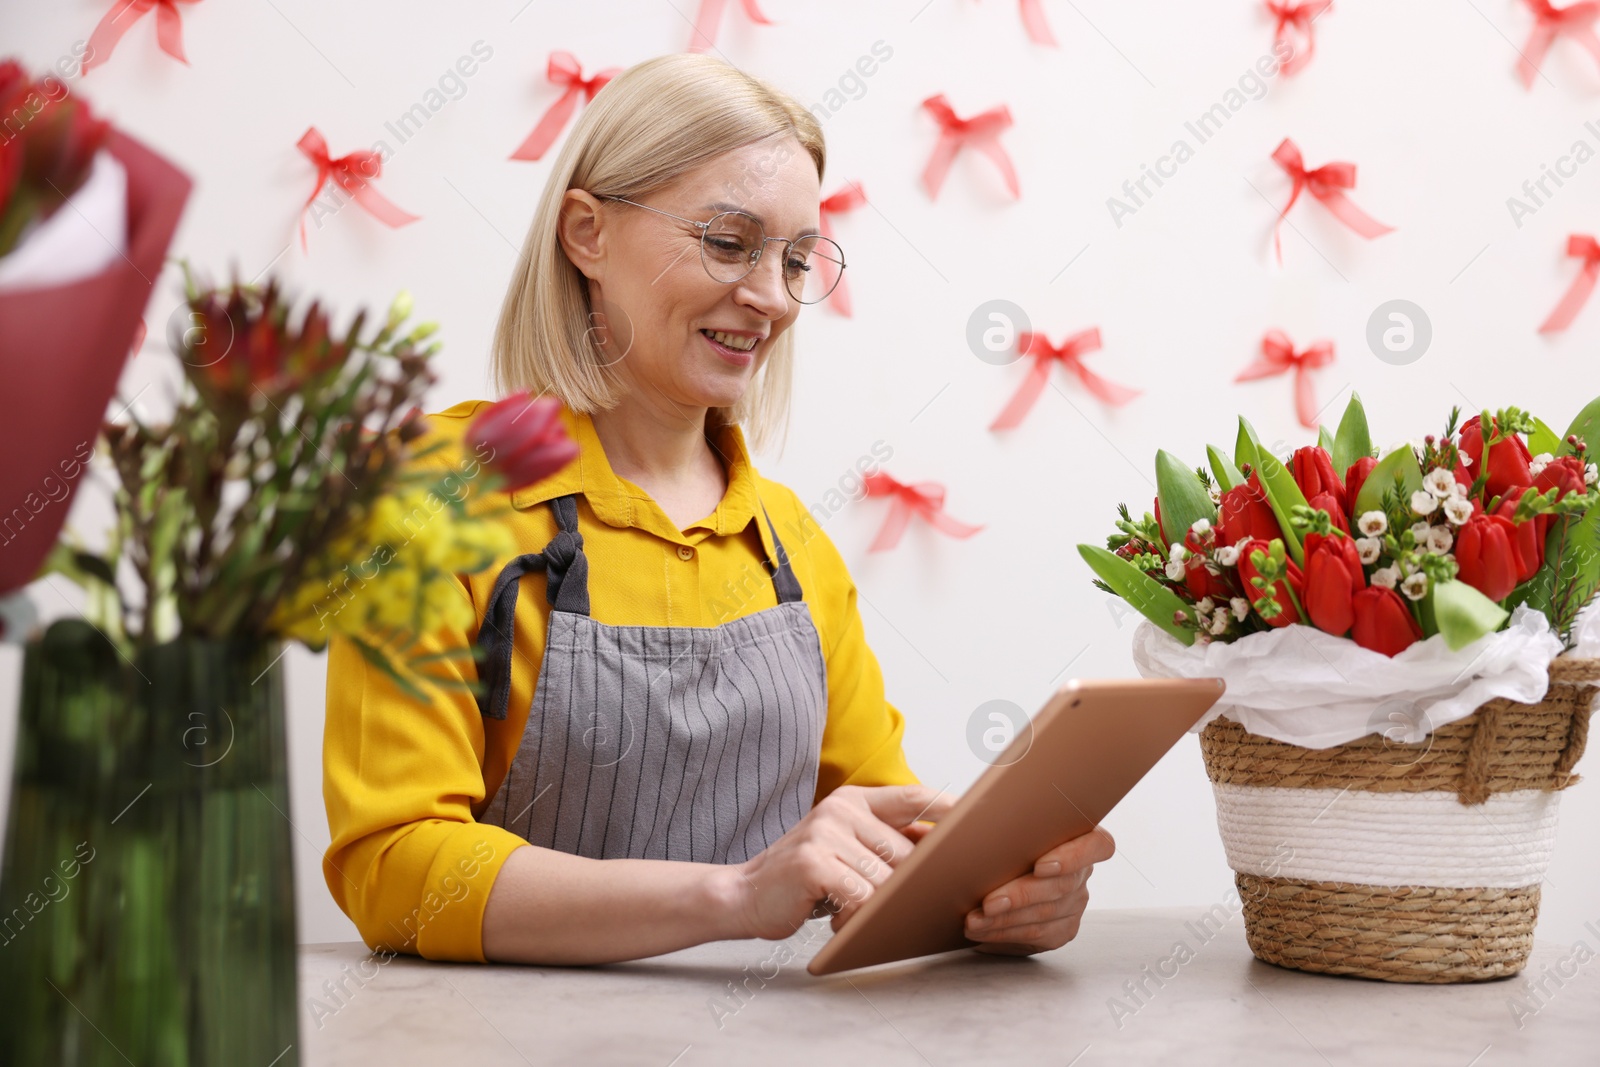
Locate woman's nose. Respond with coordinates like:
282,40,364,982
734,247,791,317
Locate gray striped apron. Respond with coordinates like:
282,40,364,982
473,492,827,864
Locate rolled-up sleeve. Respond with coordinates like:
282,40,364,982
321,615,529,962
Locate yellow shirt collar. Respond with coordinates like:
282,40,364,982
509,405,765,545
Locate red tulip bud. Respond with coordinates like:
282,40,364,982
1302,533,1364,636
1351,586,1423,656
1216,472,1283,547
1291,446,1346,514
1458,415,1533,501
1454,512,1522,603
466,392,579,492
1493,488,1544,582
1343,456,1378,511
1236,537,1303,627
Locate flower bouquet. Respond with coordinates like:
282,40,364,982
1079,392,1600,982
0,264,576,1065
0,57,191,606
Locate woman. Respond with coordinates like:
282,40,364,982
322,53,1113,966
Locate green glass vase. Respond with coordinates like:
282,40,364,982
0,619,299,1066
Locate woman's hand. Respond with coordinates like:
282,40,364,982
723,784,957,940
963,827,1115,956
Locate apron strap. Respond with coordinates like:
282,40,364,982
759,499,804,605
473,494,590,721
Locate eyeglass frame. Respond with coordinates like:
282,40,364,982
598,195,846,304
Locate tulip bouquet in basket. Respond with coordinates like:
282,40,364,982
1079,393,1600,657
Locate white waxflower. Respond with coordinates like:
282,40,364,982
1371,565,1401,589
1207,483,1222,504
1427,525,1454,554
1423,468,1457,498
1164,557,1186,581
1196,597,1216,615
1357,511,1388,536
1401,572,1430,600
1446,477,1468,499
1529,452,1553,478
1209,608,1230,635
1215,545,1240,567
1230,597,1251,620
1170,542,1188,561
1355,536,1383,564
1587,463,1598,485
1410,489,1439,515
1191,517,1212,536
1458,450,1473,466
1443,497,1474,525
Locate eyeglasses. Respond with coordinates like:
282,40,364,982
601,196,846,305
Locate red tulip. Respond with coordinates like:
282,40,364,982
1215,472,1283,547
1351,586,1423,656
1534,455,1587,503
1343,456,1378,511
0,61,110,255
1301,531,1364,636
1458,415,1533,501
1236,536,1303,627
1307,490,1350,534
1454,513,1522,602
1494,488,1544,581
1291,446,1346,514
466,392,579,492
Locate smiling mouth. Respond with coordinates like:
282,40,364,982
701,329,760,352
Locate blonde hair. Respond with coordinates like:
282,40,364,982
491,53,826,455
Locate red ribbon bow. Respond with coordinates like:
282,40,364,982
1269,138,1394,264
862,472,984,553
989,328,1138,431
920,95,1020,201
1518,1,1600,88
1014,0,1058,46
1236,330,1336,429
510,52,620,162
296,128,420,252
1539,234,1600,332
687,0,774,53
818,183,866,317
1266,1,1331,77
83,0,201,75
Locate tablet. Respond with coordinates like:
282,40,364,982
806,675,1225,976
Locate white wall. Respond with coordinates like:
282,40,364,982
3,0,1598,950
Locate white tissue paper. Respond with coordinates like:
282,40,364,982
1131,599,1600,748
0,147,128,292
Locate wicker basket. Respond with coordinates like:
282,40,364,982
1198,654,1600,983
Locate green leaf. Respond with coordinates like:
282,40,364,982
1504,504,1600,644
1428,579,1510,651
1561,393,1600,455
1235,416,1262,474
1207,445,1244,493
1528,415,1563,458
1318,425,1336,453
1252,450,1310,566
1353,443,1425,517
1330,392,1373,476
1155,449,1215,549
1077,544,1195,646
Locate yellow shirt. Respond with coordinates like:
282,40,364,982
321,400,920,962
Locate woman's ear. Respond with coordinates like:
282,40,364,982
557,189,607,281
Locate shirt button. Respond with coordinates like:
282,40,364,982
676,545,695,561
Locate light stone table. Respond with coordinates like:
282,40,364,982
299,906,1599,1066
